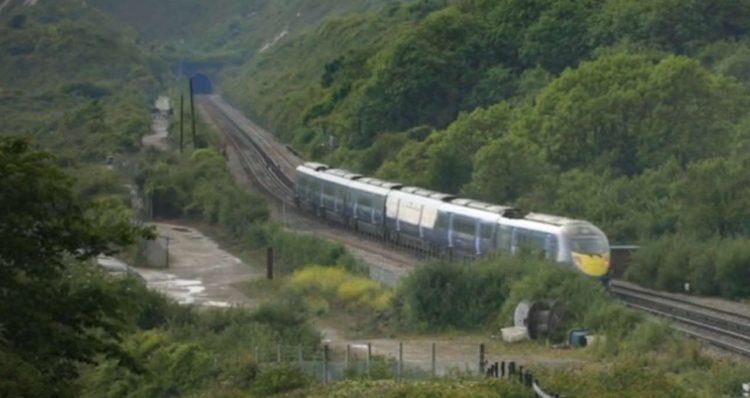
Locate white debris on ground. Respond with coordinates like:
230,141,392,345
105,223,262,308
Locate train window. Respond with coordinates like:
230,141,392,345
496,225,512,251
516,229,548,257
323,182,334,196
357,195,372,208
570,237,608,254
480,223,494,240
546,235,559,260
453,215,475,236
435,212,450,229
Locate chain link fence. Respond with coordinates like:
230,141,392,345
252,341,560,397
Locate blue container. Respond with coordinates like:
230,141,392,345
569,329,590,347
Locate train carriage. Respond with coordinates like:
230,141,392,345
294,162,398,237
294,162,610,282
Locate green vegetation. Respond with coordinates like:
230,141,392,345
0,137,152,396
0,1,162,164
90,0,397,59
262,229,362,275
287,266,393,314
626,235,750,298
138,148,269,237
217,0,750,299
81,300,320,398
284,379,532,397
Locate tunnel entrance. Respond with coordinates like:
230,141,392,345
191,74,213,94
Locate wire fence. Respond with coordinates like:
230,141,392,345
252,342,561,397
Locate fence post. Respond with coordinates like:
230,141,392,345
478,343,486,375
323,344,329,384
266,247,274,280
367,343,372,371
277,344,281,362
346,344,351,369
431,342,436,377
518,366,524,384
298,344,303,365
501,361,505,377
398,342,403,379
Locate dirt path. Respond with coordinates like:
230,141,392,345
132,223,263,308
141,96,170,150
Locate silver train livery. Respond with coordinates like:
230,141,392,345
295,162,610,281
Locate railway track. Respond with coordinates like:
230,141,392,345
198,96,297,204
610,281,750,356
198,94,750,356
196,95,419,275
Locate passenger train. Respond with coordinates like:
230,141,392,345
295,162,610,282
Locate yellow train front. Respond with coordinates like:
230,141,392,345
557,222,611,284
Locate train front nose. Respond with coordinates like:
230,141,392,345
572,253,609,277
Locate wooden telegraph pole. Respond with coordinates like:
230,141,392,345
189,77,197,149
179,93,184,154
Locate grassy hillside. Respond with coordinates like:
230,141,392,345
90,0,400,56
0,0,163,163
218,0,750,298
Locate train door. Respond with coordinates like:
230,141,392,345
496,225,512,253
477,222,495,255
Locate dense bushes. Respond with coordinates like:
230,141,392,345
393,256,544,330
81,290,320,398
626,234,750,299
240,223,363,275
140,148,269,238
287,266,392,314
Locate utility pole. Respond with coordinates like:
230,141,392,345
189,77,197,149
179,93,184,154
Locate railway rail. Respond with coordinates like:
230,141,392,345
198,94,750,357
198,96,297,204
610,280,750,356
196,95,418,274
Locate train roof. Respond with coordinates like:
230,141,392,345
296,163,598,233
302,162,329,171
524,212,581,226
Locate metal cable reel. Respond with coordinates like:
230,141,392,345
513,300,567,340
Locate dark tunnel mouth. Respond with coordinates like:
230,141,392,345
191,74,213,94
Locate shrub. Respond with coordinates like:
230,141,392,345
628,234,750,298
287,266,392,313
715,239,750,299
394,256,544,331
252,364,310,396
222,353,258,389
498,265,609,341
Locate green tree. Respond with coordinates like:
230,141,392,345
0,137,150,397
352,8,484,147
675,158,750,237
464,134,549,204
590,0,750,53
524,52,747,175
